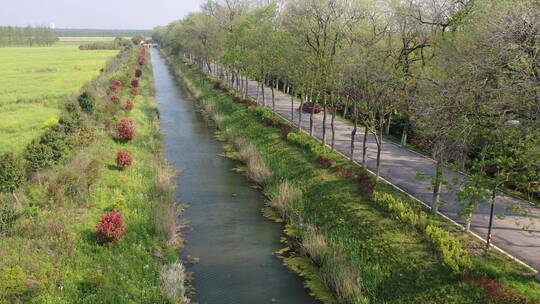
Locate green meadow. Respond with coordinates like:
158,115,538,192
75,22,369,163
0,45,117,153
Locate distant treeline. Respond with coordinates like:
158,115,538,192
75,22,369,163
54,28,152,37
0,26,57,47
79,37,132,50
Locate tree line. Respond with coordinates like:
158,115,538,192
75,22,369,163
0,25,57,47
54,28,152,37
153,0,539,227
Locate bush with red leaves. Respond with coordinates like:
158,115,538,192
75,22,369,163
138,47,146,65
244,99,257,106
476,278,529,304
115,118,135,142
115,150,133,170
333,166,355,178
96,209,126,243
124,100,134,111
131,87,140,96
316,156,333,168
131,78,139,88
212,80,221,90
135,68,142,78
279,124,292,138
357,170,375,198
110,80,122,92
109,92,120,103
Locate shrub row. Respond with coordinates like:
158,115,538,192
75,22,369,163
373,191,471,275
138,47,146,65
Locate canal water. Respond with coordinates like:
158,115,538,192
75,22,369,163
150,49,316,304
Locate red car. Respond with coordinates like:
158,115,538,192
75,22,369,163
301,102,322,114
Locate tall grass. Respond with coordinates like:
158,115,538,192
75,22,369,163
272,181,365,303
159,262,190,304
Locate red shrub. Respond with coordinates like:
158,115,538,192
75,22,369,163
115,118,135,141
279,124,292,138
124,100,134,111
131,87,140,96
138,48,146,65
135,68,142,78
477,278,529,304
357,170,375,198
333,166,355,178
316,156,333,168
109,92,120,103
115,150,133,170
96,209,126,243
212,80,221,90
110,80,122,92
244,99,257,106
131,78,139,88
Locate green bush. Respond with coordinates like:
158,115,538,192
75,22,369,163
78,91,95,114
0,265,27,298
58,112,82,134
0,205,17,235
287,132,330,158
0,153,25,196
373,192,428,230
426,225,471,274
38,129,72,162
24,140,54,173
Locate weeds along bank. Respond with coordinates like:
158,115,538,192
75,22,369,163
0,47,188,303
160,51,540,304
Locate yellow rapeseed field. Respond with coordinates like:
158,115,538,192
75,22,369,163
0,43,117,153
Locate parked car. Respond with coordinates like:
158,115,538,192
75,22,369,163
301,102,322,114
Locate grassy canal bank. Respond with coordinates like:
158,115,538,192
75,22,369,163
0,47,187,303
164,51,540,304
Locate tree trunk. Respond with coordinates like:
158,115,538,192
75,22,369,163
290,88,295,121
245,75,249,98
298,89,305,131
271,79,276,113
465,211,472,232
331,103,336,151
432,160,443,213
256,81,260,103
362,127,368,168
401,123,408,146
322,94,327,145
385,114,391,135
375,129,383,181
309,90,316,136
350,100,357,161
261,80,266,106
343,95,350,119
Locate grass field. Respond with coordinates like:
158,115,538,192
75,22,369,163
0,45,117,153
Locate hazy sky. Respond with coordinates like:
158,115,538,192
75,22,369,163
0,0,203,30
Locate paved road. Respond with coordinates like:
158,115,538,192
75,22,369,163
213,71,540,272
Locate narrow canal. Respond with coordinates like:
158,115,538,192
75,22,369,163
150,49,316,303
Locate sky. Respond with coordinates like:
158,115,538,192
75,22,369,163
0,0,203,30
